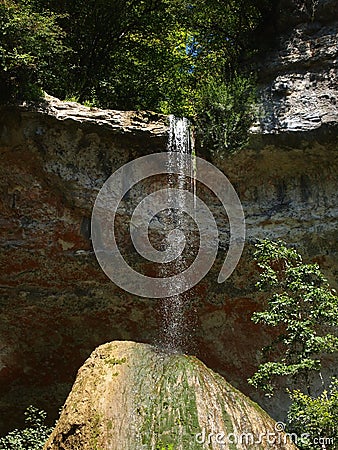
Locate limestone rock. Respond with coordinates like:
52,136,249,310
30,94,168,137
254,0,338,134
44,341,297,450
0,93,337,434
0,0,337,435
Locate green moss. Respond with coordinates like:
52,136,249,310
50,342,288,450
90,412,103,450
72,402,78,412
136,354,201,449
155,442,175,450
221,408,237,450
104,356,127,367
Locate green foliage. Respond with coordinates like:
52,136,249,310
36,0,266,110
0,0,66,102
248,240,338,396
195,74,256,155
0,0,273,154
0,406,53,449
156,443,175,450
287,378,338,449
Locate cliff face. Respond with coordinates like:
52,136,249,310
0,99,168,434
0,0,337,436
44,341,297,450
255,0,338,134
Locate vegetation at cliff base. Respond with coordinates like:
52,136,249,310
0,406,53,450
287,379,338,450
0,0,273,154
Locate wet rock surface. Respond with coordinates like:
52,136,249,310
44,341,297,450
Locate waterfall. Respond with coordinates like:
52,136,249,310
167,115,191,154
167,115,196,210
160,115,195,352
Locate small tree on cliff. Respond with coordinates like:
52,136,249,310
248,240,338,397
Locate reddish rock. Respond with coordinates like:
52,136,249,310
1,6,338,431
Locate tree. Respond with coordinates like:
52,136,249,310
0,0,66,102
1,0,273,153
28,0,268,109
195,73,257,155
248,240,338,397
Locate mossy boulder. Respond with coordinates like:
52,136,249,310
44,341,297,449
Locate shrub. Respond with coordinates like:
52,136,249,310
288,378,338,449
0,406,53,450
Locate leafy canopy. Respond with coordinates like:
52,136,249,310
248,240,338,396
0,0,273,154
0,0,66,102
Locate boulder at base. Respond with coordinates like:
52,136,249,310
44,341,297,450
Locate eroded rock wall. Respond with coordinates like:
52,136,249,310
0,0,337,436
255,0,338,133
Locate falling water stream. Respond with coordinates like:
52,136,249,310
159,115,196,352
